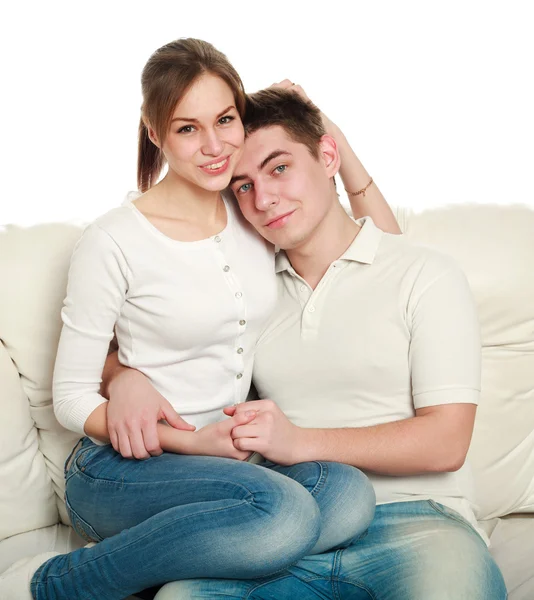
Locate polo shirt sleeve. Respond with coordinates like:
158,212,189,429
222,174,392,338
53,224,130,434
408,255,481,409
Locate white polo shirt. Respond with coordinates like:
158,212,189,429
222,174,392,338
252,217,485,539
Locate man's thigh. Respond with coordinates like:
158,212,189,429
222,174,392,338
336,500,507,600
155,501,507,600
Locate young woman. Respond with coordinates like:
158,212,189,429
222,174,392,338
0,39,400,600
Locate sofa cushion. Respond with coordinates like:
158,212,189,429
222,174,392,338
397,205,534,519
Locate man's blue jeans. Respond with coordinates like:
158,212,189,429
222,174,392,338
30,437,375,599
156,501,507,600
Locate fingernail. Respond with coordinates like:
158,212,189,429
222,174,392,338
245,410,256,417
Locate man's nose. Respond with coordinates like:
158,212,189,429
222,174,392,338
201,129,224,156
255,183,279,211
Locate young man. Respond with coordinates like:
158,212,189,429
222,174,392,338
152,89,507,598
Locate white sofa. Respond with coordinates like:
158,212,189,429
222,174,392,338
1,203,533,599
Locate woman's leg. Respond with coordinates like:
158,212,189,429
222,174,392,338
29,438,321,600
264,461,376,554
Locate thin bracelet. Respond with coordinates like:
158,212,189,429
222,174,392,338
345,177,373,198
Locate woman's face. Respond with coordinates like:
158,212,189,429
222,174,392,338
160,73,245,192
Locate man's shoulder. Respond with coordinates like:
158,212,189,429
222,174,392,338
379,232,463,281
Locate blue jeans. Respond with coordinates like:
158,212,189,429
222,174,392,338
30,437,375,600
155,501,507,600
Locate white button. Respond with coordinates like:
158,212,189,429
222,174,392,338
223,265,230,272
308,305,316,313
214,236,221,243
235,292,242,299
239,319,246,326
237,347,243,354
236,373,243,379
300,285,307,292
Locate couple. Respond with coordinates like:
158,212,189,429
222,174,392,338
0,38,506,600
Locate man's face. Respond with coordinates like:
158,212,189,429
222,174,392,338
229,126,338,250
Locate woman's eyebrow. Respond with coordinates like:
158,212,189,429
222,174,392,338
171,105,236,124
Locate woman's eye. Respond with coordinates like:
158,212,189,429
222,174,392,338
238,183,252,193
274,165,287,174
219,115,234,125
178,125,195,134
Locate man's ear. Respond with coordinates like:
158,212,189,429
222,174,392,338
319,135,340,177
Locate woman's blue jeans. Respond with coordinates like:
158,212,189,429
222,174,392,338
30,437,375,600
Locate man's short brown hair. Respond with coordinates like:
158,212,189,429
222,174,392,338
243,89,325,159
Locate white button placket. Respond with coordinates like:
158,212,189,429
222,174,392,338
212,234,247,405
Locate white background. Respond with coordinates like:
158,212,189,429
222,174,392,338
2,0,533,225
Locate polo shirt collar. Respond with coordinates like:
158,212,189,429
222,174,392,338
275,216,383,274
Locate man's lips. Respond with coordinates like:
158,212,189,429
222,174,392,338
265,210,296,229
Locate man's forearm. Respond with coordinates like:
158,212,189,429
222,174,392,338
295,409,474,475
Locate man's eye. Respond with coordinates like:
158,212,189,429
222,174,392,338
238,183,252,193
274,165,287,174
178,125,195,134
219,115,234,125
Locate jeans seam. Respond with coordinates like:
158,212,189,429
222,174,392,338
333,548,377,600
243,574,294,599
426,500,487,548
70,467,263,500
308,461,328,498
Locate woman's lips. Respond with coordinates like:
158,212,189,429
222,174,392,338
199,156,230,175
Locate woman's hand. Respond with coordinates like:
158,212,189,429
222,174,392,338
105,361,195,459
268,79,340,139
186,411,257,461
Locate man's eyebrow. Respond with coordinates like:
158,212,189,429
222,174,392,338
171,105,235,124
259,150,292,170
230,150,292,187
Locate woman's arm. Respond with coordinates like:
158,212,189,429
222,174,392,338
53,224,129,435
327,120,402,234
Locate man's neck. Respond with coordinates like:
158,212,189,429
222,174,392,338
287,204,362,289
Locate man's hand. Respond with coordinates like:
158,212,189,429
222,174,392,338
107,367,195,460
186,412,257,461
224,400,304,466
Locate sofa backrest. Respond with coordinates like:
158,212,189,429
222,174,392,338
0,224,83,542
0,204,533,545
397,204,534,519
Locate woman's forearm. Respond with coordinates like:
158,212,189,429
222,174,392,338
83,402,195,453
331,123,402,235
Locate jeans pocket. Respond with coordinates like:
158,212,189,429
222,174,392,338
65,494,104,543
426,500,486,547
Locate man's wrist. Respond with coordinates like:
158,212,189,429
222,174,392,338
293,426,316,463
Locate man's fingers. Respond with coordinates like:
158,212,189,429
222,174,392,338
234,437,256,452
108,426,120,452
142,422,162,457
231,423,259,440
163,405,196,431
233,411,257,426
128,428,150,460
223,405,237,417
117,430,133,459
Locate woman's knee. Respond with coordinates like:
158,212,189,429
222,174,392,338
236,470,321,575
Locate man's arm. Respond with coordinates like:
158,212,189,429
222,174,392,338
231,256,481,471
228,401,475,473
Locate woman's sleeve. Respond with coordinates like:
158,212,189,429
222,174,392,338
53,223,130,434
